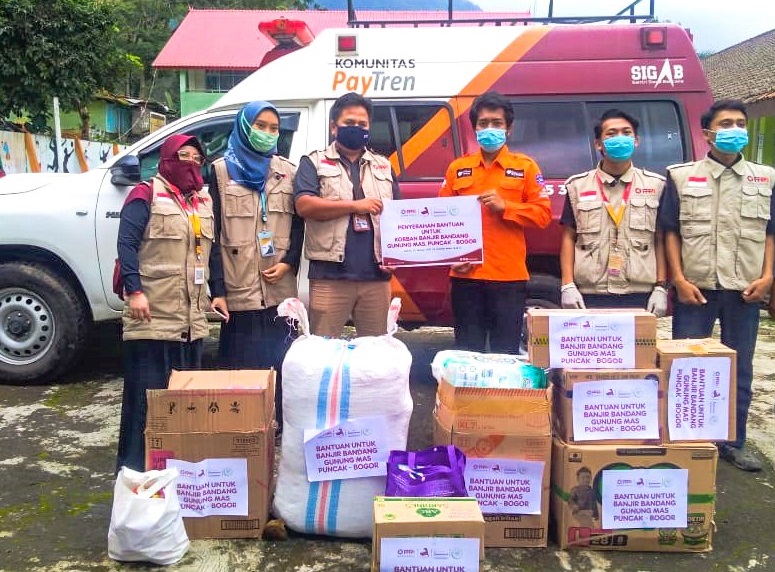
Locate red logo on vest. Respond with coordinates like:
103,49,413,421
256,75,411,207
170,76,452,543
747,175,769,184
634,187,657,195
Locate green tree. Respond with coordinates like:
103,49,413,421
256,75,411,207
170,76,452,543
0,0,127,137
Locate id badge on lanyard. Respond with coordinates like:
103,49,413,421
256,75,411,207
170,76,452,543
596,174,632,278
352,213,371,232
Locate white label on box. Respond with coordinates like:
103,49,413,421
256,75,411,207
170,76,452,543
668,356,731,440
548,314,635,369
166,458,248,517
572,378,660,441
380,537,480,572
464,458,544,514
601,468,688,530
303,416,389,482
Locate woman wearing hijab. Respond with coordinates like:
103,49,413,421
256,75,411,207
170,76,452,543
211,101,303,431
115,134,228,472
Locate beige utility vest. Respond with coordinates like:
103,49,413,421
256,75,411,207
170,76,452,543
566,166,665,294
302,142,394,263
122,177,215,342
668,156,775,290
213,156,298,311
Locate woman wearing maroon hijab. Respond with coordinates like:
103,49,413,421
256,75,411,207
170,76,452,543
115,134,228,472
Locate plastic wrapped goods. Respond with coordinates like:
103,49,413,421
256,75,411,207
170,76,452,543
273,298,413,538
431,349,547,389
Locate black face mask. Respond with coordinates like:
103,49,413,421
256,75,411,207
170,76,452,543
335,125,369,151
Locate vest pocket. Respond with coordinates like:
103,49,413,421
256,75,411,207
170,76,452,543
574,234,601,284
681,224,712,279
736,227,765,283
267,186,294,213
741,185,772,220
626,237,655,285
679,187,712,221
222,241,258,294
576,201,603,234
139,263,182,317
222,187,255,246
148,212,185,240
628,196,659,232
224,186,254,217
319,172,343,200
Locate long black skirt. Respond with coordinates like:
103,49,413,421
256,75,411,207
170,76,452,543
218,307,295,430
115,338,203,473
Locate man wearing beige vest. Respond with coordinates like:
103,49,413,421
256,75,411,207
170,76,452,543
560,109,668,315
294,92,401,337
659,99,775,472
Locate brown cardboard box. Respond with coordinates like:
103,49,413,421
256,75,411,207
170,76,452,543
551,437,717,552
435,379,550,435
372,497,484,572
527,308,657,369
552,369,665,445
433,411,551,548
656,339,737,443
145,369,276,539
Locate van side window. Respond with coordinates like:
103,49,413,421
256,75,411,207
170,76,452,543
509,101,685,179
371,103,457,181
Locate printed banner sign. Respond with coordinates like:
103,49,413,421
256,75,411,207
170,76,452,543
464,458,543,514
572,378,660,441
380,196,483,267
380,537,480,572
668,356,731,440
166,458,248,518
602,468,688,530
548,314,635,368
304,416,390,482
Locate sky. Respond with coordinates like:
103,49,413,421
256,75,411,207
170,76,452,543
474,0,775,53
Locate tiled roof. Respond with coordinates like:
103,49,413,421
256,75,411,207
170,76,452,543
702,28,775,103
153,8,530,69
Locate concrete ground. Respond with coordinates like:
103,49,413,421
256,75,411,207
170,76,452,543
0,318,774,572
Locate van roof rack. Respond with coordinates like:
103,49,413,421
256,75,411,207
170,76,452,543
347,0,656,28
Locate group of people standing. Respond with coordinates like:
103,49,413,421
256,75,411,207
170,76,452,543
115,91,775,476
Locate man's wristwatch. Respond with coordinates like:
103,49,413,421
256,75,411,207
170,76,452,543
654,280,670,290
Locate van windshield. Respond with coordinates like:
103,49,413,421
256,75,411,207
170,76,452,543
509,100,685,178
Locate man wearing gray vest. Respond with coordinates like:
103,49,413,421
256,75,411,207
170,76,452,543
560,109,668,315
294,92,401,337
659,99,775,472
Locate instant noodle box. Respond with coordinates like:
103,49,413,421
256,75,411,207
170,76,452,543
551,437,717,552
372,497,484,572
527,308,657,370
145,369,276,539
552,369,665,445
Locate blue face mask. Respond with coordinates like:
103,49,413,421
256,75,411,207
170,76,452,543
712,127,749,154
602,135,636,161
476,128,507,153
336,125,369,151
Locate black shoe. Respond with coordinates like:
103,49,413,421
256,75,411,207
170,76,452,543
719,445,763,472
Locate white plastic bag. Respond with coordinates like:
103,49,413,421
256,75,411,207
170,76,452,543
274,298,413,538
107,466,189,565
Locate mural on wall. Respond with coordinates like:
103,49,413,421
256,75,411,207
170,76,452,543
0,131,126,175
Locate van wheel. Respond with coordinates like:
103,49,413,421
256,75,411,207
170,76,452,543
520,297,559,355
0,262,91,385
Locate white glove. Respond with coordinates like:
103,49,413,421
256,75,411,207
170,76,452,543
561,283,586,309
647,285,668,318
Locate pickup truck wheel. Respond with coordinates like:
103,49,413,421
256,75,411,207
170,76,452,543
0,262,90,385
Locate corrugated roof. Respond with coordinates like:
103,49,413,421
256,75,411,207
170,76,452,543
153,8,531,70
702,28,775,103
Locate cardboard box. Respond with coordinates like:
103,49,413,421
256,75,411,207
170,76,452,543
551,437,717,552
527,308,657,369
657,339,737,443
552,369,665,445
433,411,551,548
435,379,550,435
372,497,484,572
145,369,276,539
146,369,276,433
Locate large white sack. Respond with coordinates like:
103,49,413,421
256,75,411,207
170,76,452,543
274,298,413,538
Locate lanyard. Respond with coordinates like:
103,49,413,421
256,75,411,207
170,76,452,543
259,191,268,225
596,173,632,228
160,179,203,260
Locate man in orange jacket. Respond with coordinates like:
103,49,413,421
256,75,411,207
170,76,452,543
439,91,551,353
